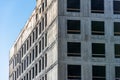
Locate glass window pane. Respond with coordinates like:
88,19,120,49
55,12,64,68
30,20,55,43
67,0,80,12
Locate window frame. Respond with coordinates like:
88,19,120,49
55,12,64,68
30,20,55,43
115,66,120,80
91,0,104,13
92,43,105,57
91,21,105,35
67,42,81,57
114,44,120,58
67,65,81,79
67,20,81,34
113,0,120,14
67,0,80,12
92,65,106,80
114,22,120,36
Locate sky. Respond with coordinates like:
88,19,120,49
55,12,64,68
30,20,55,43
0,0,35,80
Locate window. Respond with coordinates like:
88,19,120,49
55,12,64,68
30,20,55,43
45,74,47,80
35,45,38,58
92,43,105,57
45,33,47,47
45,14,47,27
36,27,38,39
39,22,41,34
45,0,47,7
33,31,35,43
67,20,80,34
42,57,44,70
27,56,29,67
67,65,81,79
35,64,38,76
19,65,21,76
27,40,29,50
114,22,120,36
24,59,26,70
42,18,44,31
30,36,32,47
29,53,31,64
22,46,24,57
29,70,31,80
115,67,120,80
39,59,41,73
24,44,26,54
24,76,25,80
113,0,120,14
92,66,106,80
32,67,34,79
39,41,41,53
42,37,44,50
39,8,41,14
17,68,18,78
15,71,16,80
67,0,80,12
67,42,81,56
115,44,120,58
92,21,104,35
42,3,44,12
32,49,35,61
45,54,47,67
22,62,23,73
42,77,44,80
91,0,104,13
26,73,28,80
36,13,38,21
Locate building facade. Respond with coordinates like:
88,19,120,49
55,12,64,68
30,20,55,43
9,0,120,80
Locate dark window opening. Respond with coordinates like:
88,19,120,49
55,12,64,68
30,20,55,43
42,57,44,70
115,67,120,80
115,44,120,58
39,22,42,34
33,31,35,43
29,70,31,80
35,45,38,58
45,74,47,80
27,56,29,67
36,27,38,39
67,0,80,12
35,64,38,76
42,18,44,31
45,14,47,27
91,0,104,13
36,13,38,21
24,44,26,54
114,22,120,36
29,53,31,64
67,42,81,57
39,60,41,73
32,67,34,79
42,37,44,50
30,36,32,47
67,20,80,34
114,1,120,14
92,66,106,80
45,33,47,47
92,21,104,35
27,40,29,50
39,41,41,53
32,49,35,61
42,3,44,12
45,54,47,67
67,65,81,79
92,43,105,57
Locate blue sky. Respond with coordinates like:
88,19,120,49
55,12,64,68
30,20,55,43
0,0,35,80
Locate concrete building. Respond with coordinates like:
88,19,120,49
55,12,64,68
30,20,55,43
9,0,120,80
